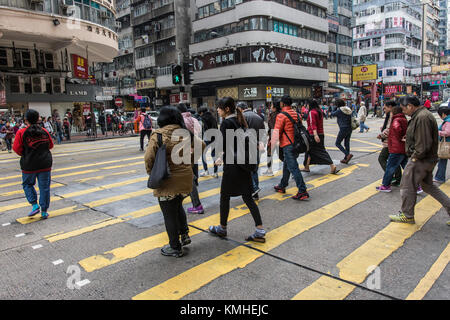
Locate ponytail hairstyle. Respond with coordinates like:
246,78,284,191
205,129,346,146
308,99,322,119
25,109,44,137
218,97,248,128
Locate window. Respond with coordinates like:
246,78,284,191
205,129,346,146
0,49,7,66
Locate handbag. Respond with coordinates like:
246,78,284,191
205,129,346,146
351,116,359,131
147,133,171,189
438,139,450,159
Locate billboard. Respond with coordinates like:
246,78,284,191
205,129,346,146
71,54,89,79
352,65,377,81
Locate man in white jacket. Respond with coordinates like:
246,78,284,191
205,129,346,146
358,102,370,133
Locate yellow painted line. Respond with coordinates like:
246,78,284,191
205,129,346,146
132,171,377,300
406,242,450,300
0,156,142,182
77,170,138,182
292,183,450,300
80,164,364,274
101,161,143,170
17,206,85,224
1,176,147,214
326,147,379,153
325,133,382,148
0,183,65,197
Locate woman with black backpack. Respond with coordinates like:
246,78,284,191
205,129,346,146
209,97,266,243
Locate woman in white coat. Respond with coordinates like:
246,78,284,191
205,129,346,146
358,102,370,133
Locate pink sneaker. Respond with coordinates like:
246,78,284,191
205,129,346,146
187,205,204,214
376,185,392,192
417,186,423,194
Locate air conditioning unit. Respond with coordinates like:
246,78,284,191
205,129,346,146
32,76,46,94
9,76,25,94
60,0,71,8
116,21,122,28
52,77,65,94
66,5,80,19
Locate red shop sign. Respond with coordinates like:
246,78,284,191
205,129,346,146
71,54,89,79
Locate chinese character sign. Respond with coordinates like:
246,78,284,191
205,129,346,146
71,54,89,79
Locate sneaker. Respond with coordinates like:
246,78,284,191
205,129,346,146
433,179,444,184
200,171,209,177
41,212,49,220
389,212,415,224
263,169,274,176
417,186,423,194
274,185,286,193
376,185,392,193
292,191,309,201
213,173,219,178
391,178,401,187
180,234,191,246
245,229,266,243
28,204,40,217
209,225,227,238
187,205,204,214
161,245,183,257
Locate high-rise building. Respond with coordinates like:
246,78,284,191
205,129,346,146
353,0,423,97
438,0,448,53
188,0,329,109
0,0,118,120
423,0,440,66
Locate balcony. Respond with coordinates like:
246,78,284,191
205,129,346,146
149,28,175,43
150,3,174,19
135,56,155,70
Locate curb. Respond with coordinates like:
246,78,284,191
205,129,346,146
60,134,139,144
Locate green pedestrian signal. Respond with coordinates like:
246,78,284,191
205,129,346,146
172,65,182,85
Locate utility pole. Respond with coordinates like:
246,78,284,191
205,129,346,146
421,2,425,100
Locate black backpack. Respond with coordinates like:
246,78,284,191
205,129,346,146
147,133,171,189
229,118,258,173
281,111,311,154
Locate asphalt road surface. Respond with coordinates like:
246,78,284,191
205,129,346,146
0,115,449,300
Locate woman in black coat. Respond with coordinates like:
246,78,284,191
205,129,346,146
209,97,266,243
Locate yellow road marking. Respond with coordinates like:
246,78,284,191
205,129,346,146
77,170,138,182
325,133,382,148
0,183,65,197
17,206,85,224
0,156,142,182
132,172,377,300
80,164,364,274
292,183,450,300
406,242,450,300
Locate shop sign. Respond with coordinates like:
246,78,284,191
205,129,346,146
384,85,401,95
96,95,113,101
238,85,265,100
170,93,189,104
136,79,155,90
352,65,377,81
432,64,450,73
71,54,89,79
0,90,6,106
103,87,119,96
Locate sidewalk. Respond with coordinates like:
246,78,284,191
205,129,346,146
59,132,138,144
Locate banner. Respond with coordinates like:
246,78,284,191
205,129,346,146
71,54,89,79
0,90,6,106
136,79,155,90
352,65,377,81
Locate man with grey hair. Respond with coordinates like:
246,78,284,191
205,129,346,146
389,96,450,225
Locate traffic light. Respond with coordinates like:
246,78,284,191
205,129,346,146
172,64,182,85
183,62,194,85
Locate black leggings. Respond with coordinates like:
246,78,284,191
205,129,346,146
220,193,262,227
140,130,151,150
158,195,189,250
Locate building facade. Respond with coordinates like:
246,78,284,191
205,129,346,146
353,0,423,98
189,0,329,109
0,0,118,123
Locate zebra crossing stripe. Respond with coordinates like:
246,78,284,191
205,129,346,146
132,179,380,300
78,164,365,274
292,183,450,300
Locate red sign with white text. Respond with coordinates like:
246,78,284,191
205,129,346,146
71,54,89,79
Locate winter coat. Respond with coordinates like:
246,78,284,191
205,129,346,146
388,113,407,154
219,115,253,197
1,125,14,140
181,112,201,137
358,105,367,122
273,107,301,148
306,108,324,135
243,109,265,143
405,107,439,162
331,106,352,129
438,116,450,142
144,124,195,197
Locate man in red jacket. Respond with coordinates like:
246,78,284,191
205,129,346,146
271,95,309,200
13,109,53,219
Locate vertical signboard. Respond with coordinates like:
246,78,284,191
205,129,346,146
71,54,89,79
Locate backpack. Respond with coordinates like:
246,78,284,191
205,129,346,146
229,118,258,173
281,111,311,154
143,114,152,130
147,133,171,189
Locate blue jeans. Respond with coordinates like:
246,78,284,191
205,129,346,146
335,128,352,157
382,153,407,186
22,171,51,212
359,121,369,132
435,158,447,182
279,145,307,193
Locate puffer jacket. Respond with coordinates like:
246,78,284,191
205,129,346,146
181,112,201,137
272,107,301,148
331,106,352,129
144,124,193,197
388,113,407,154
